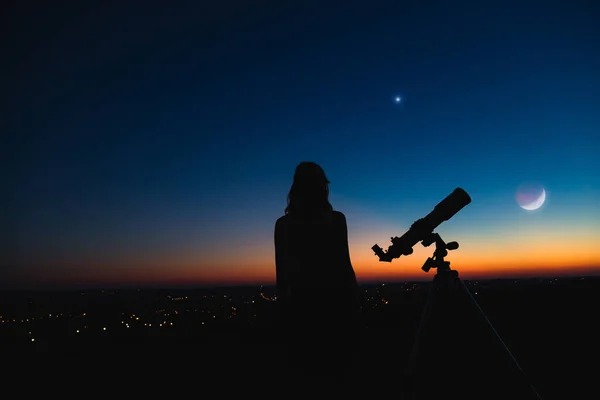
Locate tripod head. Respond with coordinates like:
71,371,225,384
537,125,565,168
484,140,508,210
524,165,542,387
421,232,458,273
421,232,460,287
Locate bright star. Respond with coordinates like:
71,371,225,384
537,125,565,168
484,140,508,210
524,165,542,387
395,96,401,103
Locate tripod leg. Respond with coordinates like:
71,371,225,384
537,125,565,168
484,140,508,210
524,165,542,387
404,281,436,393
459,279,543,400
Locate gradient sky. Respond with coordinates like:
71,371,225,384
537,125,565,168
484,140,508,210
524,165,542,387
3,1,599,289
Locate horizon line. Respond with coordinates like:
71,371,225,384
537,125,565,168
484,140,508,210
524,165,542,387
2,272,598,292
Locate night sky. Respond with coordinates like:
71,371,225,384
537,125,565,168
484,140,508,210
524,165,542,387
3,1,599,289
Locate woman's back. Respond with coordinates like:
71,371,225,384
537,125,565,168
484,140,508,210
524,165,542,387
277,211,352,286
275,210,360,325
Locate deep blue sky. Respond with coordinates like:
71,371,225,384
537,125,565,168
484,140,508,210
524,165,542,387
3,1,599,288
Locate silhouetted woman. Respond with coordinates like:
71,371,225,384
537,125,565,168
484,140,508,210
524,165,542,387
274,161,361,378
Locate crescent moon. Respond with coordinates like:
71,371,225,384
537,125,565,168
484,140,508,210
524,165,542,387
520,188,546,210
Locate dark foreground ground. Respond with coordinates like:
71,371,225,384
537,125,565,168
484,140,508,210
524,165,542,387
2,277,598,399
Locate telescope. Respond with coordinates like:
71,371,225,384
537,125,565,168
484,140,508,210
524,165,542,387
372,188,542,399
372,188,471,262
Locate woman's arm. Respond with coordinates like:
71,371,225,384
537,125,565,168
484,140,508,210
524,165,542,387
336,212,358,286
336,212,363,317
274,217,286,299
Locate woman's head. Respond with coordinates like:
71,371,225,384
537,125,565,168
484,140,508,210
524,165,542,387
285,162,333,216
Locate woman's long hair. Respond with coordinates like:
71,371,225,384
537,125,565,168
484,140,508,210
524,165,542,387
285,162,333,217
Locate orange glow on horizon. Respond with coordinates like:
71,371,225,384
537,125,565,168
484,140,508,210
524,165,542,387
11,215,600,288
18,255,600,288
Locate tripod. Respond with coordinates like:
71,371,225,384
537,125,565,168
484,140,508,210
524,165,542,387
403,232,542,399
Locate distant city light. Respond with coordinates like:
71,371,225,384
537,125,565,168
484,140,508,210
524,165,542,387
2,281,571,351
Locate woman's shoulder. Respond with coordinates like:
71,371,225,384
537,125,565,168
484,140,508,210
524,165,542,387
332,210,347,223
332,210,345,218
275,215,288,229
275,211,344,226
